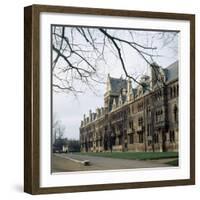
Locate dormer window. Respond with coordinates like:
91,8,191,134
121,88,127,96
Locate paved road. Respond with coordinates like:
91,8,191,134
53,153,171,172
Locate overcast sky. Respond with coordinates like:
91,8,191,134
52,27,178,140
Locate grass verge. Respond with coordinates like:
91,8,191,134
77,152,178,161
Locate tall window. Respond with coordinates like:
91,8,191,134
118,136,122,145
129,121,133,129
129,134,134,144
177,85,179,96
147,106,151,117
156,109,163,122
174,86,177,97
137,102,143,112
138,117,143,126
153,134,159,143
170,87,173,98
139,132,143,143
170,130,175,142
174,105,178,122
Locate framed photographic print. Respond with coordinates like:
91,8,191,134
24,4,195,194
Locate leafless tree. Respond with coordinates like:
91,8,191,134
52,26,178,94
52,114,66,144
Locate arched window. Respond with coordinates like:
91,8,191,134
170,87,173,98
174,105,178,122
159,89,162,97
177,85,179,96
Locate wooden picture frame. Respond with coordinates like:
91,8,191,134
24,4,195,194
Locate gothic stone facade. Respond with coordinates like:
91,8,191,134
80,61,179,152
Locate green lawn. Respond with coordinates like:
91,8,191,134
77,151,178,161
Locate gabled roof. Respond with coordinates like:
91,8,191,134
164,61,178,82
109,77,127,93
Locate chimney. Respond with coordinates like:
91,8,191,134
89,110,92,122
127,78,133,101
96,108,100,117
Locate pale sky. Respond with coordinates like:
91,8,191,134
52,27,178,139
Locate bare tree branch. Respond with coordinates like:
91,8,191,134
52,26,178,94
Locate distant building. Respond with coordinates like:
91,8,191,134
62,144,68,153
80,61,178,152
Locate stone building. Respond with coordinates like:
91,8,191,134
80,61,179,152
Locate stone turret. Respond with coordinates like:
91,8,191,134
151,62,160,87
127,78,133,101
151,63,166,88
112,98,117,110
118,93,123,106
106,73,111,92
